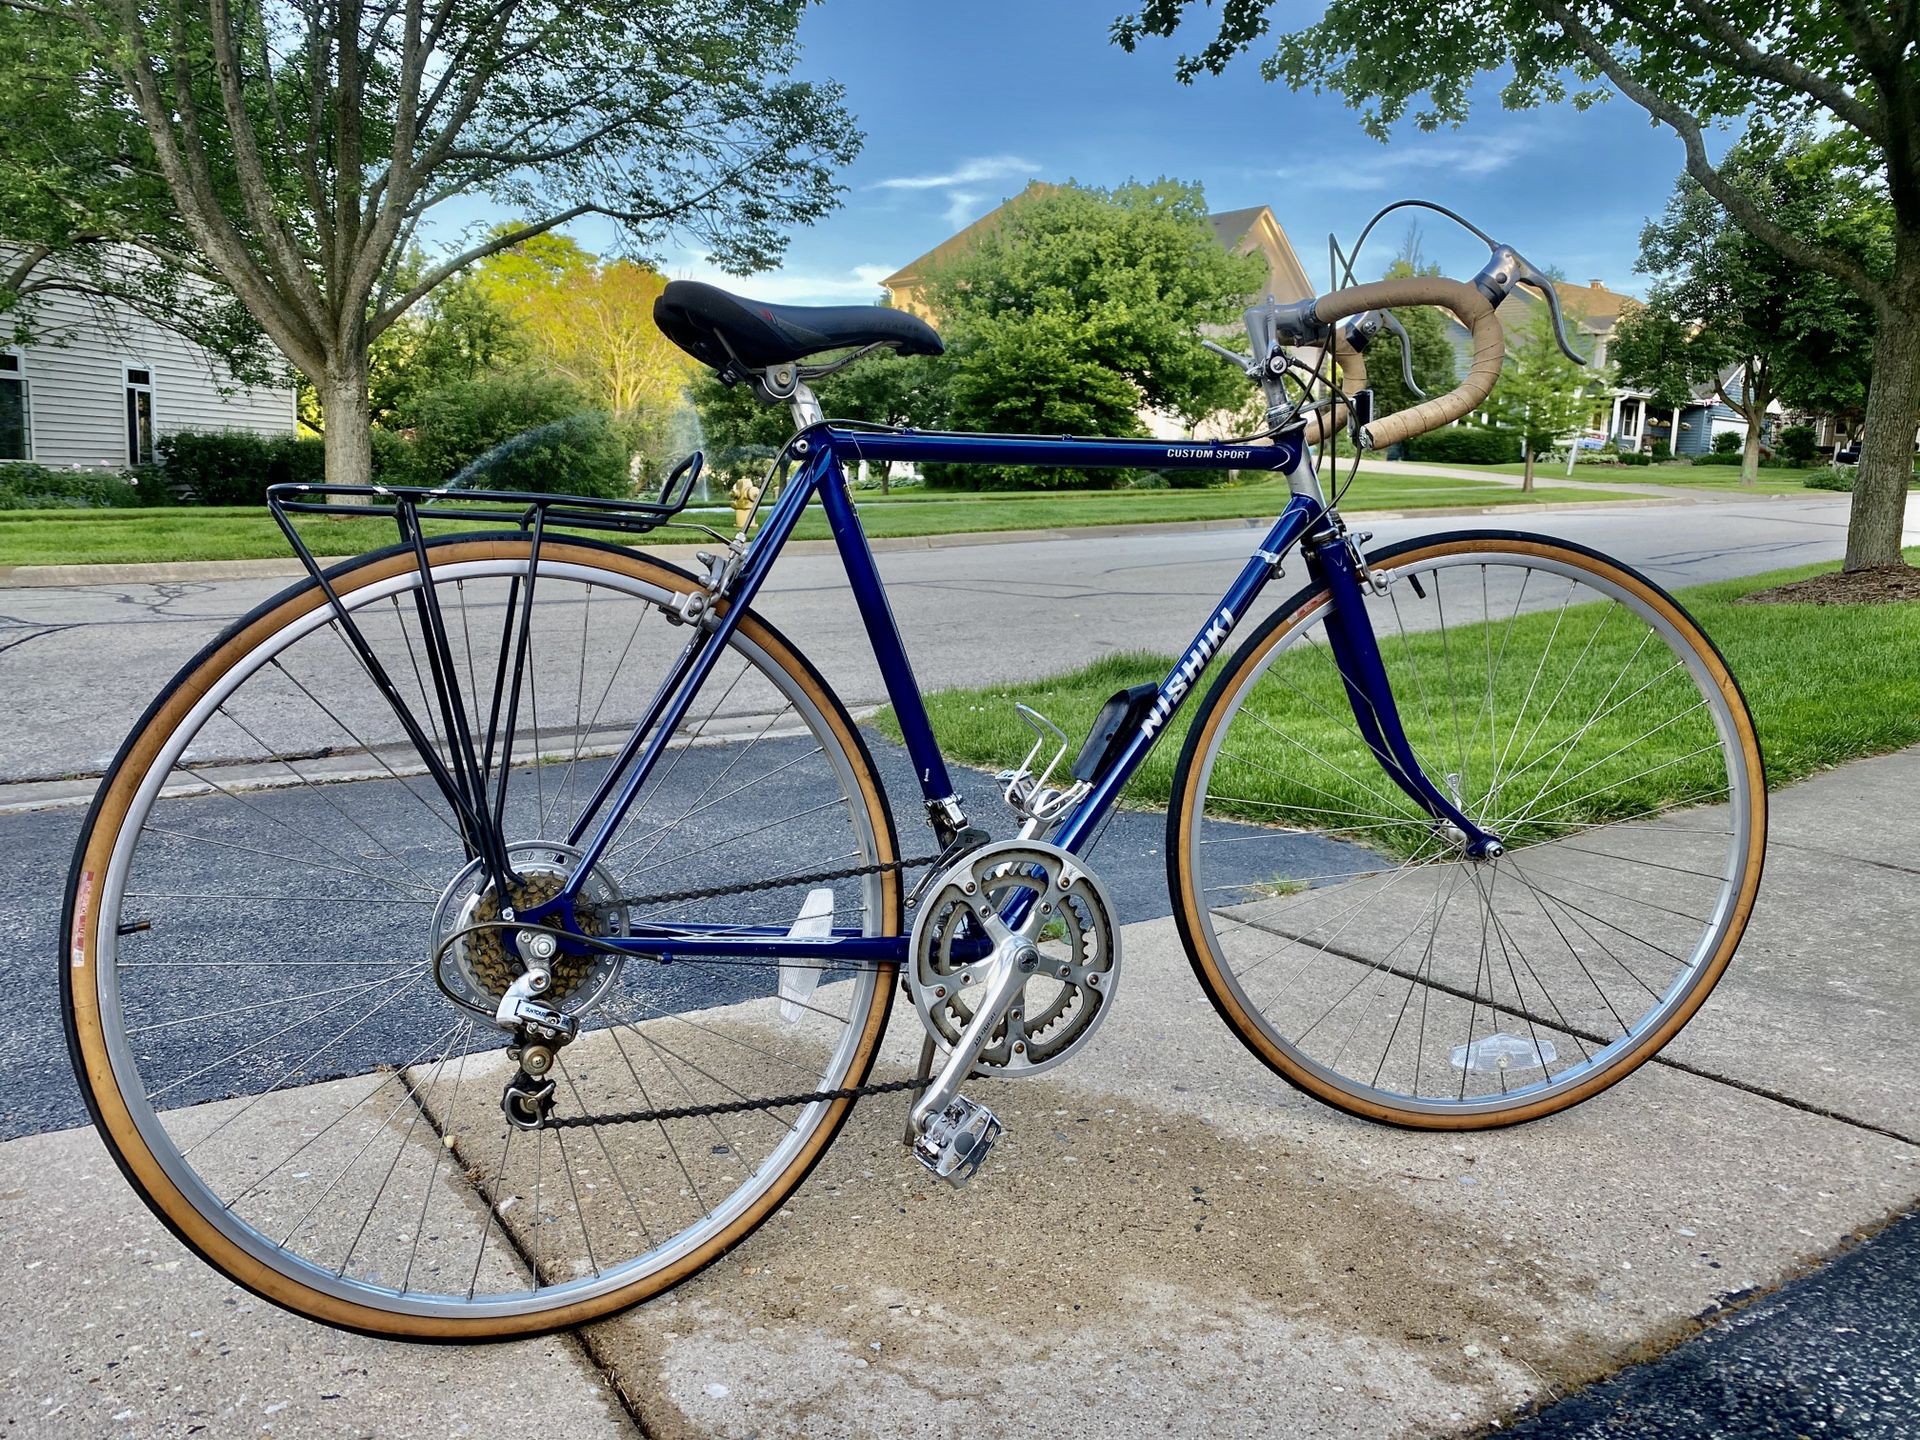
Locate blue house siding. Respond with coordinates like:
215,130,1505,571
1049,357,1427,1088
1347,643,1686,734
1675,404,1716,456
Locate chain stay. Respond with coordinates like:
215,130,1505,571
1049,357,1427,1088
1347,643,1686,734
531,849,950,1128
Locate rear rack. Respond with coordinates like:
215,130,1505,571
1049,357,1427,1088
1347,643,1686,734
265,449,706,549
258,451,708,904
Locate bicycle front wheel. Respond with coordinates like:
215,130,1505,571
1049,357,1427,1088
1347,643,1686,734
64,535,901,1337
1168,531,1765,1128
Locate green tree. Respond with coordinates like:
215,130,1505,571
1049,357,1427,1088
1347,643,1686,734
1611,134,1881,484
691,349,947,487
1486,306,1600,489
1115,0,1920,574
932,180,1266,428
1368,240,1460,428
0,0,860,490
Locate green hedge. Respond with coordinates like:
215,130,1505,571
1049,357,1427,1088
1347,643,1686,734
1403,426,1522,465
405,372,630,496
0,462,160,510
157,431,325,504
1777,424,1818,468
1711,430,1741,453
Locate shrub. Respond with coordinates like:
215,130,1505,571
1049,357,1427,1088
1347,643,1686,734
369,426,423,486
1803,466,1854,492
1617,451,1653,466
922,463,1130,492
1649,439,1671,461
1403,426,1522,465
157,431,326,504
1693,450,1742,466
1163,466,1232,489
1777,424,1818,468
410,372,630,497
1712,430,1741,454
0,462,153,510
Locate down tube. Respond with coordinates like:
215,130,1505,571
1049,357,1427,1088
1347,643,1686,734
1048,491,1324,854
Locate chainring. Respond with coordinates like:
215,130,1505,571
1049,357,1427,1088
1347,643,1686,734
907,840,1119,1076
430,842,628,1016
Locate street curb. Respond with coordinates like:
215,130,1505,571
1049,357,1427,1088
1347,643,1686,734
0,497,1689,588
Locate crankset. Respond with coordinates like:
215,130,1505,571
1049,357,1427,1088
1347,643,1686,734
905,840,1120,1185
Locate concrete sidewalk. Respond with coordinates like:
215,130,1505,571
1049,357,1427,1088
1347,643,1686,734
2,749,1915,1438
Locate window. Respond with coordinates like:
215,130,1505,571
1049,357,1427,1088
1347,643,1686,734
0,352,26,461
125,365,155,466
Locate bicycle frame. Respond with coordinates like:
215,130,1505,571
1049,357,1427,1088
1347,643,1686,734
512,422,1499,966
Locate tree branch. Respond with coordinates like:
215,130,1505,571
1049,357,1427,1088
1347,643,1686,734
206,0,329,317
1539,0,1892,318
368,204,594,337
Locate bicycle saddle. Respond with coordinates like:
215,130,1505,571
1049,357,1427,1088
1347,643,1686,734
654,279,945,371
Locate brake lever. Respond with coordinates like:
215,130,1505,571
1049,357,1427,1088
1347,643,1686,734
1475,244,1587,367
1379,310,1425,399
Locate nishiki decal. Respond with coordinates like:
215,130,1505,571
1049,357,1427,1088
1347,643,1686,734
1140,607,1235,740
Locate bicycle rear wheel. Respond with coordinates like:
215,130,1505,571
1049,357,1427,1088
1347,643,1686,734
64,535,901,1337
1168,531,1766,1128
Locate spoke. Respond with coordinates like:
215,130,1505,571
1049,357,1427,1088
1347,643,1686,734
402,1023,477,1294
210,703,440,893
270,655,466,844
618,799,844,887
552,1052,656,1252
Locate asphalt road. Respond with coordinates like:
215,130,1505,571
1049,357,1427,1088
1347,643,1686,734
1502,1208,1920,1438
3,493,1910,785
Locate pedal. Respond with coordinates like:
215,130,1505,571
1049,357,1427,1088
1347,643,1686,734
778,888,835,1024
912,1095,1003,1187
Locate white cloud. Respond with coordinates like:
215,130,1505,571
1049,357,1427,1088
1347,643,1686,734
870,155,1040,191
667,261,899,307
1268,133,1531,190
943,190,985,228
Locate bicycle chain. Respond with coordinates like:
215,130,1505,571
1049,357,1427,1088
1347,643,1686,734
544,1075,932,1130
539,850,952,1128
617,852,947,910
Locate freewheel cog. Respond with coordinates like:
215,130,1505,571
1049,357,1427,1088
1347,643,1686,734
430,842,628,1016
907,840,1119,1076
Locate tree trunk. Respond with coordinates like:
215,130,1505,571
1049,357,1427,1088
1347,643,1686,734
1740,420,1762,487
1846,293,1920,571
319,357,374,489
1522,443,1536,492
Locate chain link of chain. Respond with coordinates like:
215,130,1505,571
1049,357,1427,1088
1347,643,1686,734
617,852,946,910
544,1074,932,1130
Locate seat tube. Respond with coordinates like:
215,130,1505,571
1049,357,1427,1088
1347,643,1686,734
1307,530,1500,856
815,446,959,804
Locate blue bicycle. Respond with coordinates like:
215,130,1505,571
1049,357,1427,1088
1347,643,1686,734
63,216,1766,1338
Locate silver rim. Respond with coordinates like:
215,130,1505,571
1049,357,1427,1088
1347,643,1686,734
1184,545,1757,1119
88,550,889,1320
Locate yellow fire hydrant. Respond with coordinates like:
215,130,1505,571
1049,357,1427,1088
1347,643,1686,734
729,476,760,532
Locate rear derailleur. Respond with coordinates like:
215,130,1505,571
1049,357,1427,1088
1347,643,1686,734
497,936,579,1131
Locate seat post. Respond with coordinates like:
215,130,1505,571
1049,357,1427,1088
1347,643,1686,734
788,381,823,431
751,363,824,431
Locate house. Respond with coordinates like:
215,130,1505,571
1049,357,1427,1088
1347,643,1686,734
0,254,295,470
881,185,1318,440
881,182,1316,325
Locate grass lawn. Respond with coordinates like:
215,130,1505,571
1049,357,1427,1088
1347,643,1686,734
879,550,1920,854
0,472,1642,568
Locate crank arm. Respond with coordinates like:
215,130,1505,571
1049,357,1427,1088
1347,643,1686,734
909,935,1032,1134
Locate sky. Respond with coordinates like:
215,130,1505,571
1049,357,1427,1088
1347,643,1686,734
563,0,1713,305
